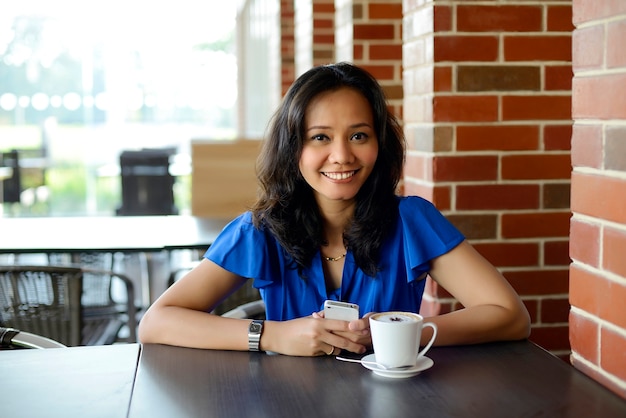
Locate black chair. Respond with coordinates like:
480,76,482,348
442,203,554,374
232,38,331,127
114,148,179,290
116,149,178,216
1,149,21,203
47,252,140,342
0,265,136,346
0,326,66,349
1,148,50,215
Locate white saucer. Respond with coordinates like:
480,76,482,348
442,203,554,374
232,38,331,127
361,354,434,378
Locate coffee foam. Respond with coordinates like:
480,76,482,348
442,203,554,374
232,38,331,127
374,313,417,323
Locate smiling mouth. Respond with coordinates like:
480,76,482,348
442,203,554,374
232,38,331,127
322,170,357,180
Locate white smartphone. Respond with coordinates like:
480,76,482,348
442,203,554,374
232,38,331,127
323,300,359,321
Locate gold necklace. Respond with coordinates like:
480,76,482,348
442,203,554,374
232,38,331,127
323,253,346,262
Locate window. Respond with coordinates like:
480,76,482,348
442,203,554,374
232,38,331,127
236,0,280,138
0,1,236,216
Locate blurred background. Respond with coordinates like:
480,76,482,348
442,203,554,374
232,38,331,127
0,1,238,216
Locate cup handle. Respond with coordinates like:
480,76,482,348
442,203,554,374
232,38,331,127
416,322,437,358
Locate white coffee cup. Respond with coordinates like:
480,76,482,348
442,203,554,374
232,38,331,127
369,312,437,369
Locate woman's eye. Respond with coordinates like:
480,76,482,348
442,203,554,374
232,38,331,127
351,132,368,141
311,134,328,141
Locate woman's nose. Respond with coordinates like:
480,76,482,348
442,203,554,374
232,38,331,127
328,140,354,164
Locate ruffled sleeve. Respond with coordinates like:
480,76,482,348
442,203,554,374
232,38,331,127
204,212,282,288
398,196,465,280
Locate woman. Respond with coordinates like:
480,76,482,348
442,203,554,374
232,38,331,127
139,63,530,356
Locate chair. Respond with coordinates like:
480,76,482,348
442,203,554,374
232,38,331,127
167,260,202,287
0,265,136,346
1,149,50,216
214,281,263,316
47,252,140,342
116,148,178,216
0,326,66,349
114,148,179,294
1,149,21,203
221,300,265,320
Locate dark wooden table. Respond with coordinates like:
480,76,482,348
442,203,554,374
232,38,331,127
0,215,230,304
0,343,140,418
2,341,625,417
129,341,626,417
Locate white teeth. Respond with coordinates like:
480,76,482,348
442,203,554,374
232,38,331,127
324,171,355,180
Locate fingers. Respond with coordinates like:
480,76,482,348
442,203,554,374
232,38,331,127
302,314,371,356
348,316,371,333
316,314,371,354
312,334,365,356
321,328,367,355
276,316,363,356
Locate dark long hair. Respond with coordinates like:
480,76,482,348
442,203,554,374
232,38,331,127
252,62,405,277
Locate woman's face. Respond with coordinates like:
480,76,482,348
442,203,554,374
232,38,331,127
299,87,378,206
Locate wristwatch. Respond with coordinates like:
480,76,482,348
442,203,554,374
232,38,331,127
248,320,264,352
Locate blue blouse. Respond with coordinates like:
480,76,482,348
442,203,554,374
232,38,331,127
205,196,464,320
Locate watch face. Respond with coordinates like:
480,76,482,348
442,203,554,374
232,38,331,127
250,323,262,333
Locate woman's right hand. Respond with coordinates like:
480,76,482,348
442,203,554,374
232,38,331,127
261,315,367,356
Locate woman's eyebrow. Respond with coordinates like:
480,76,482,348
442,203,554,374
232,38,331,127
350,122,373,129
306,122,372,132
306,125,331,131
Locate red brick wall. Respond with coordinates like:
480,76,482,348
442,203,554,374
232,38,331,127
336,0,403,118
281,0,296,95
403,1,574,358
313,0,336,66
294,0,335,72
571,0,626,399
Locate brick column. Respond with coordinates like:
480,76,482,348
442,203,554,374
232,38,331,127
312,0,336,66
281,0,296,95
570,0,626,399
294,0,335,74
335,0,404,121
403,1,573,357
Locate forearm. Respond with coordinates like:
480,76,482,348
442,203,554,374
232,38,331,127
424,241,531,346
422,304,530,347
138,305,250,350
